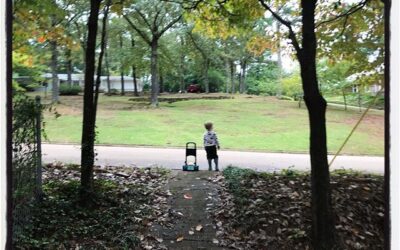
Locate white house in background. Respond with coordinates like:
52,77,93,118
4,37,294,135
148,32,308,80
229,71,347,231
42,73,143,92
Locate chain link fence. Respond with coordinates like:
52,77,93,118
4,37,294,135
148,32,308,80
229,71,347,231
12,94,43,244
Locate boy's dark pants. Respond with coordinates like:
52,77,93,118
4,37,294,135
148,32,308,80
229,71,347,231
205,145,219,171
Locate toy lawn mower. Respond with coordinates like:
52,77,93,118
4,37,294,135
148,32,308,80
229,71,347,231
182,142,199,171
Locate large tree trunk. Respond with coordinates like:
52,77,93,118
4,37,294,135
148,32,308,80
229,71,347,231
204,59,210,93
150,39,159,106
66,48,73,86
80,0,101,198
50,40,59,103
299,0,335,248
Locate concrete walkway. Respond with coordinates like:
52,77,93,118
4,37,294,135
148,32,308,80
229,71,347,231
150,171,222,249
42,144,384,174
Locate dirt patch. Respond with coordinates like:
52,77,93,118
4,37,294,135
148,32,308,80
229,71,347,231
129,94,234,104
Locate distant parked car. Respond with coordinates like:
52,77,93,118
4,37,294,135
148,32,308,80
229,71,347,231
187,84,201,93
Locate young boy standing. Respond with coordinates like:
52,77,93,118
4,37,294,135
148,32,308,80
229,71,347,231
203,122,220,171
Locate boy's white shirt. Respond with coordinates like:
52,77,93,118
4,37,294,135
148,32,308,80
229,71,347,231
203,130,219,147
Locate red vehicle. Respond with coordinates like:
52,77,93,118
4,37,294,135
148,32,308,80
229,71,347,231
187,84,201,93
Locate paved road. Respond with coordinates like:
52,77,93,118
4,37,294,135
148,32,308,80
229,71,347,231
42,144,384,174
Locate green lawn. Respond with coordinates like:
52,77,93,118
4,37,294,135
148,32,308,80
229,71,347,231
41,93,384,155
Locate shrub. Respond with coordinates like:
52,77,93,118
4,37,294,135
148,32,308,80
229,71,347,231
142,83,150,92
59,84,81,95
282,74,303,99
246,78,277,96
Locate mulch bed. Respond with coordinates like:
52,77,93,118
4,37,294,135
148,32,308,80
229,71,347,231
208,167,384,250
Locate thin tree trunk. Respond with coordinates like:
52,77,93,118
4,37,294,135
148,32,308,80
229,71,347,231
276,22,283,97
50,41,59,103
105,17,111,94
80,0,101,198
66,48,73,86
204,59,210,93
131,38,139,96
342,89,347,111
230,60,235,94
150,39,159,106
180,42,185,93
132,65,138,96
239,60,247,93
358,91,362,112
120,34,125,95
94,0,110,117
121,71,125,95
105,50,111,93
299,1,335,248
225,59,230,93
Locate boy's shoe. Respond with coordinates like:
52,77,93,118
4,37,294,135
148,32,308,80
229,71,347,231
208,167,212,171
215,168,219,172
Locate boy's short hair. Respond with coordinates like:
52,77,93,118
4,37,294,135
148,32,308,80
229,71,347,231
204,122,213,130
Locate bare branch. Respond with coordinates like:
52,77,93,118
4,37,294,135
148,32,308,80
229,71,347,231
258,0,301,54
123,15,152,45
158,15,182,37
316,0,370,28
188,30,207,59
133,7,153,29
153,7,163,32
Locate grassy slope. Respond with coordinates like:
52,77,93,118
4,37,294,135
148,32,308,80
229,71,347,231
42,94,384,155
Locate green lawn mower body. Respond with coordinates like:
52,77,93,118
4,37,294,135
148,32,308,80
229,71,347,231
183,142,199,171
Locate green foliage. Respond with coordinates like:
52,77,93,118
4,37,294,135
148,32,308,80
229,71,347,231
208,69,226,92
59,84,82,95
318,59,352,95
223,166,257,207
282,73,303,99
317,0,384,87
246,62,279,95
280,166,303,177
12,80,26,94
247,78,277,96
12,93,45,245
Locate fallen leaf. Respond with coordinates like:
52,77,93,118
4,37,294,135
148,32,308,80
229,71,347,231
196,224,203,231
184,194,193,200
176,236,184,242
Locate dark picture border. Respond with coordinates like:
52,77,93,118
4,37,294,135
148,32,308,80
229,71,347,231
4,0,392,249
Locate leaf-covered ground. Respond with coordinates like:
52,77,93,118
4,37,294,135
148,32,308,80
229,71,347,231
15,163,173,249
209,167,384,250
